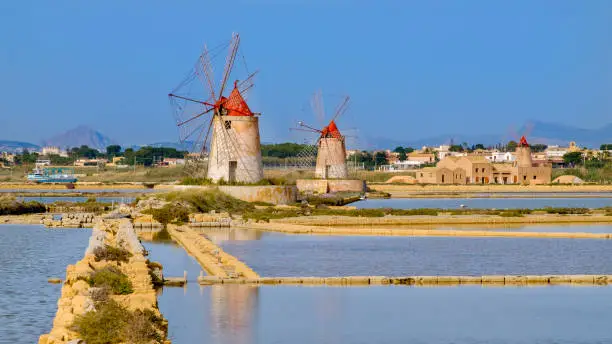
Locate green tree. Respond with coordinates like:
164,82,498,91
374,151,388,166
600,144,612,151
563,151,583,166
347,151,374,168
530,144,548,153
106,145,122,159
261,143,310,158
449,145,464,152
472,143,485,150
507,140,518,152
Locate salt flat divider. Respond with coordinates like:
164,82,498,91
198,275,612,287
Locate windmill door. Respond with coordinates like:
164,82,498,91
324,165,331,179
229,161,237,183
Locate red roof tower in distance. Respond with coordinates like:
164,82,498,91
292,91,350,179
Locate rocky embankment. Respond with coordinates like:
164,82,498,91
39,219,167,344
41,213,96,228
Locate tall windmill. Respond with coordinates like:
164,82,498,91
169,33,264,183
292,91,350,179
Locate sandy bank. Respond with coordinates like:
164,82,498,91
371,184,612,198
0,183,147,190
270,214,612,226
237,215,612,239
168,225,259,279
0,214,45,224
198,274,612,287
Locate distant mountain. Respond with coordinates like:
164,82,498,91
360,121,611,150
0,140,40,153
42,125,115,151
516,121,612,147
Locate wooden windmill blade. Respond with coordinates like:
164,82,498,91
311,89,326,126
237,70,259,99
197,45,218,102
330,96,350,123
218,33,241,98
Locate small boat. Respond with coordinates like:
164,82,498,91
460,204,467,208
359,194,367,200
27,166,78,184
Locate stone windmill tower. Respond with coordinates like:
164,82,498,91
515,136,533,168
294,92,350,179
169,33,263,183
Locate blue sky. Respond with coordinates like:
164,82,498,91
1,1,610,146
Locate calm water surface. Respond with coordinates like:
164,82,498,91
157,284,612,344
0,225,91,344
142,240,204,281
18,196,135,204
144,231,612,344
212,229,612,277
0,188,156,194
355,197,612,209
334,223,612,233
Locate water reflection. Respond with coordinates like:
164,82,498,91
215,229,612,277
198,228,263,244
354,197,612,209
157,285,612,344
0,225,91,344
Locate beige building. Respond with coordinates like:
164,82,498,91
416,137,551,185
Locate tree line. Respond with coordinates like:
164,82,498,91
8,145,187,167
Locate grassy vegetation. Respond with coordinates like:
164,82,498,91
87,266,133,295
552,164,612,183
163,189,255,214
93,245,133,263
349,170,417,183
240,205,605,222
142,203,190,227
0,195,46,215
71,299,166,344
48,198,111,214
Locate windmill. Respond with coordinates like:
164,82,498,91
292,91,350,179
168,33,264,183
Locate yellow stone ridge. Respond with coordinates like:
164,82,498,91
239,221,612,239
39,219,167,344
198,274,612,287
167,224,259,279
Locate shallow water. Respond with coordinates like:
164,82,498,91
0,225,91,344
18,196,135,204
333,223,612,233
142,240,204,281
157,284,612,344
354,197,612,209
213,229,612,277
0,188,156,194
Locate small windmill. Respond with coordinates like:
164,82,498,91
292,91,350,179
168,33,264,183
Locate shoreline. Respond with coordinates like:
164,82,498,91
0,183,149,190
370,184,612,198
270,214,612,226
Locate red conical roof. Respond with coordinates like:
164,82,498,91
519,136,529,147
320,120,342,139
223,81,253,116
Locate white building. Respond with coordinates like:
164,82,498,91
545,145,568,159
485,151,515,163
41,146,68,157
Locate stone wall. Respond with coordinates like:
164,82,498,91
296,179,365,194
218,185,297,205
39,219,165,344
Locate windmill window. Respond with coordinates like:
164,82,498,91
224,121,232,129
